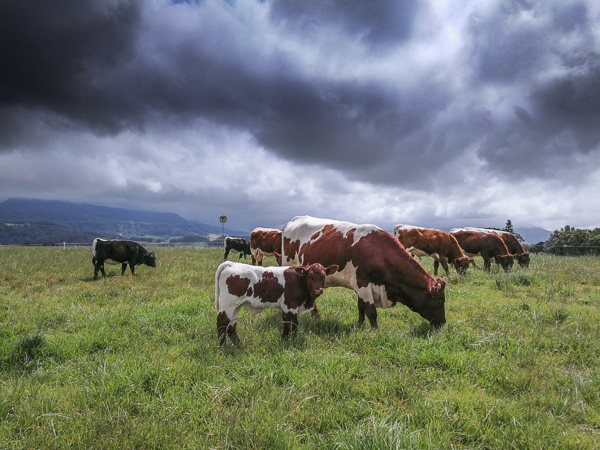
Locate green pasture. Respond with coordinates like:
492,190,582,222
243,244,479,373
0,246,599,448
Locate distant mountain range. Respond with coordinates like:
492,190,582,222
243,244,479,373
0,198,249,245
0,198,552,245
512,226,552,245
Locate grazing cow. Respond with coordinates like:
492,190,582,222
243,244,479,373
223,237,251,261
92,238,156,280
456,228,530,268
250,227,282,266
450,229,514,272
393,225,471,276
282,216,447,328
495,231,530,268
215,261,338,346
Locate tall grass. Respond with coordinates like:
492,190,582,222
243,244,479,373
0,247,599,448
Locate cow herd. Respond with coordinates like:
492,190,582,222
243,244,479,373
91,216,530,347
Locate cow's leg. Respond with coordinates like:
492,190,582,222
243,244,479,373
483,257,492,272
95,261,107,279
439,256,450,276
433,260,440,276
282,312,299,340
93,263,102,280
357,298,365,324
223,248,230,261
357,297,377,329
219,308,242,346
217,311,230,346
310,303,321,319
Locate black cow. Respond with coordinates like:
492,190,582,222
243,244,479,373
92,238,156,280
223,237,251,261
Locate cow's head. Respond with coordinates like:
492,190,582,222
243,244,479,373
495,254,514,272
389,278,446,327
425,278,447,326
517,252,530,268
294,264,339,300
145,252,157,267
452,256,470,275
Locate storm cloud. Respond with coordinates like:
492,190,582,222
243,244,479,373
1,0,599,233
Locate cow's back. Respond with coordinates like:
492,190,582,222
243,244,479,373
283,216,424,290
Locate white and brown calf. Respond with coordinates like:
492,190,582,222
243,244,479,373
215,261,338,346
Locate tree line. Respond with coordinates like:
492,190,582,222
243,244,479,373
532,225,600,256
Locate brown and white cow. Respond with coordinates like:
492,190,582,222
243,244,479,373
250,227,282,266
282,216,447,328
450,228,514,272
455,227,530,268
215,261,338,346
393,225,471,276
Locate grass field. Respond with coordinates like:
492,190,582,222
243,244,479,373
1,246,599,448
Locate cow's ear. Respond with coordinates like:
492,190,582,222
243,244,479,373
294,267,307,277
428,278,446,292
325,265,339,275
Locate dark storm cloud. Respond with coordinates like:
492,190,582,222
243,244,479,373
0,0,453,188
268,0,421,48
0,0,143,135
466,1,600,181
1,0,599,231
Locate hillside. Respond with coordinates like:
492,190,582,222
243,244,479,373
0,198,249,245
514,226,551,244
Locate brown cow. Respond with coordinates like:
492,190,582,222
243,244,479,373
250,227,282,266
215,261,338,346
450,228,514,272
456,227,530,268
282,216,447,328
393,224,471,276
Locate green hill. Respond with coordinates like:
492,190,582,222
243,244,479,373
0,199,249,245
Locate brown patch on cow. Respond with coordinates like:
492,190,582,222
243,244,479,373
226,275,251,297
251,230,282,254
283,237,300,264
298,225,355,275
253,271,284,304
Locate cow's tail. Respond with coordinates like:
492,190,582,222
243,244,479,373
215,262,232,313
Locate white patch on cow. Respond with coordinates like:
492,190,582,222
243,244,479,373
393,224,443,237
450,227,495,234
92,237,107,259
103,258,120,265
251,227,280,233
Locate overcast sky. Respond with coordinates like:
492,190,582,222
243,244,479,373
1,0,599,233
